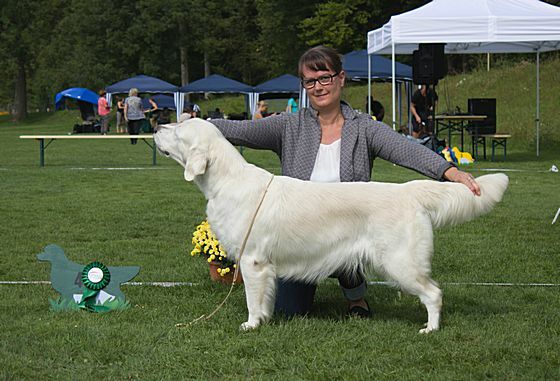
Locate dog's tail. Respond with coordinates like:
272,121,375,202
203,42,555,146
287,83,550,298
413,173,509,229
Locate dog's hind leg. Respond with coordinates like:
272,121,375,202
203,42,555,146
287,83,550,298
239,254,276,331
387,259,443,333
383,218,443,333
416,278,442,334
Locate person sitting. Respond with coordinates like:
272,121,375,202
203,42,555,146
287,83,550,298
366,96,384,122
254,100,269,119
156,107,171,124
209,107,224,119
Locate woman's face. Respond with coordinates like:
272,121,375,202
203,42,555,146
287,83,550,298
301,66,345,111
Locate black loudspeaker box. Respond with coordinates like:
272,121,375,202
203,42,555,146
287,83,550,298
468,98,496,135
413,43,447,85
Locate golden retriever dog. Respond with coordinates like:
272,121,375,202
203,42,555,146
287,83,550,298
154,119,508,333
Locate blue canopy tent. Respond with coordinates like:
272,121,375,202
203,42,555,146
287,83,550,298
252,74,308,116
253,74,300,93
54,88,99,110
343,50,413,128
179,74,255,117
343,50,412,80
105,74,181,120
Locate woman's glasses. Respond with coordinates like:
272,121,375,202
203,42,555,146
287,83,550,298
301,72,339,89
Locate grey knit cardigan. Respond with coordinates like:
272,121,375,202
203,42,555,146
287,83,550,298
211,102,452,182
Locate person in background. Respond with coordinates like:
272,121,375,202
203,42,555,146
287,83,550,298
286,96,298,113
124,88,145,144
210,45,479,318
411,84,438,138
192,103,201,118
146,98,159,131
254,100,269,119
97,89,111,135
366,96,385,122
156,107,171,124
116,96,126,133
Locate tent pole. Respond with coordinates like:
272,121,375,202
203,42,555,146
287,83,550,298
397,81,402,128
391,40,396,130
536,51,540,157
368,53,372,114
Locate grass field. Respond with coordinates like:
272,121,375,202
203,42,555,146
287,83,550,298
1,96,559,379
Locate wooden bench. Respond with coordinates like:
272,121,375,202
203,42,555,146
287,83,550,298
19,134,157,167
471,134,511,161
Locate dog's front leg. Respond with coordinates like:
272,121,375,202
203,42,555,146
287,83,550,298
239,254,276,331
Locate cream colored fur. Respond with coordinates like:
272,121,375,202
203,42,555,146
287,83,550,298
154,118,509,333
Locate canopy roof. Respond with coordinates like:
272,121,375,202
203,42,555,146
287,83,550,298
253,74,300,93
106,74,178,94
180,74,253,93
343,50,412,80
55,88,98,109
368,0,560,54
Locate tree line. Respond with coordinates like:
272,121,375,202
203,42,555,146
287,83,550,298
2,0,559,121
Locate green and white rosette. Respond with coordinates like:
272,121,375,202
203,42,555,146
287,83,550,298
78,261,111,312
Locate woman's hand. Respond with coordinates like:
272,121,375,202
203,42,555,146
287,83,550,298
443,167,481,196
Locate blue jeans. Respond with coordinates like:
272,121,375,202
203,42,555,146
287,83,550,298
274,271,366,317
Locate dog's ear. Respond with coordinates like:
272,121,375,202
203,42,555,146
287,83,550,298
183,147,207,181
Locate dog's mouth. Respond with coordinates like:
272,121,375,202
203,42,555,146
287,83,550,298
155,145,171,157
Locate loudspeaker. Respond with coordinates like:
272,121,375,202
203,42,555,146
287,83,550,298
468,98,496,135
413,43,447,85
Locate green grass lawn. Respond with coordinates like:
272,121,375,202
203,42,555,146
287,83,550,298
1,110,559,380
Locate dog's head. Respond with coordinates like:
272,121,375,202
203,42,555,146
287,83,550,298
154,118,221,181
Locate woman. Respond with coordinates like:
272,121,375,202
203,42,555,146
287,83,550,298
116,96,126,133
254,100,269,119
124,88,145,144
211,46,480,317
97,89,111,135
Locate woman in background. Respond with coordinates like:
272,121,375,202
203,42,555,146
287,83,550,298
124,88,145,144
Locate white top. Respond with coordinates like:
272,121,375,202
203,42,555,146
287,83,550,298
310,139,341,183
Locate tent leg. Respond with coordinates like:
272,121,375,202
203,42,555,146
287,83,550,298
391,41,396,130
536,51,540,157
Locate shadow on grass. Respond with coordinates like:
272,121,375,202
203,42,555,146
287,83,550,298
270,282,518,330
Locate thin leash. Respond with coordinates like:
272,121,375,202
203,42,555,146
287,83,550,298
176,174,275,328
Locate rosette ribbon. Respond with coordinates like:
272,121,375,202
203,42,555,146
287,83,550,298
78,261,111,313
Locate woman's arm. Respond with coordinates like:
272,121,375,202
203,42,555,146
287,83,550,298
210,114,287,155
367,120,480,194
368,120,452,180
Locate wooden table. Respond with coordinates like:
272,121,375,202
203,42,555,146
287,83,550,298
434,114,487,151
19,134,157,167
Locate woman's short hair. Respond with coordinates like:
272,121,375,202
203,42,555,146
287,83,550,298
298,45,342,77
128,88,139,97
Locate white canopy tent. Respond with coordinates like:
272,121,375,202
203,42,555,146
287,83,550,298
367,0,560,156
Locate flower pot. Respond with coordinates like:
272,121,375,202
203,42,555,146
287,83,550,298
208,261,243,284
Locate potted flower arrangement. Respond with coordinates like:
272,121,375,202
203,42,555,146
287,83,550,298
191,220,242,284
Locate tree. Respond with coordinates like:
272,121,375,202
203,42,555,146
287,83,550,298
0,0,46,120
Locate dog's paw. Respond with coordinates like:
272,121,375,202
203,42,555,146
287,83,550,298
418,324,439,334
239,321,259,332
